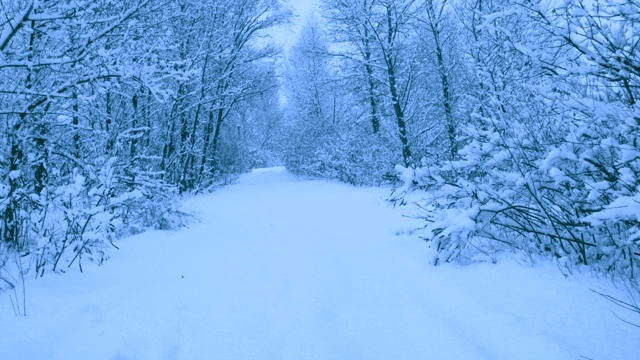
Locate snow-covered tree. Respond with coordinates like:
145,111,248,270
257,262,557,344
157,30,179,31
392,0,639,285
0,0,290,281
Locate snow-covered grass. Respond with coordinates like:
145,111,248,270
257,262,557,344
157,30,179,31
1,167,637,359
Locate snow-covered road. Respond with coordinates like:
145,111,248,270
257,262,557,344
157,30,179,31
1,167,637,359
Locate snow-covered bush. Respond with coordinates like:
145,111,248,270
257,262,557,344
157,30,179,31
0,155,187,278
394,0,640,282
28,157,143,274
398,111,639,277
327,132,400,186
285,126,399,186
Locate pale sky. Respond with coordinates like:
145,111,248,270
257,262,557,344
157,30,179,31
269,0,321,106
270,0,321,50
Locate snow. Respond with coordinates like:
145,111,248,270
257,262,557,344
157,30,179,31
1,167,637,360
586,193,640,224
0,3,33,51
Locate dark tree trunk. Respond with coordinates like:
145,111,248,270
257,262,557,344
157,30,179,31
385,6,412,166
427,0,457,159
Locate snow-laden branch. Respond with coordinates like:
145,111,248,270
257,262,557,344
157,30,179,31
0,2,34,51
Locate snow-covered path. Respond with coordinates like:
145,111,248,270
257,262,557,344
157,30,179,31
1,167,638,359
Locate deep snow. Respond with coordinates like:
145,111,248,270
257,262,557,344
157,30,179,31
1,167,638,359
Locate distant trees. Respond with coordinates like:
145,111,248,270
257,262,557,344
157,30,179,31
0,0,289,282
322,0,382,135
282,16,400,185
323,0,417,166
168,0,287,191
416,0,461,160
282,18,349,179
286,0,468,183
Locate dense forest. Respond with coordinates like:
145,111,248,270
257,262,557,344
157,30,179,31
1,0,639,302
287,0,640,296
0,0,289,279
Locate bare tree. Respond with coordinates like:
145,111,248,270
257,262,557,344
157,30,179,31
323,0,416,166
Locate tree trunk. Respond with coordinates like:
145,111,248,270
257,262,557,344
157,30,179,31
363,25,381,134
427,0,457,159
385,6,412,166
